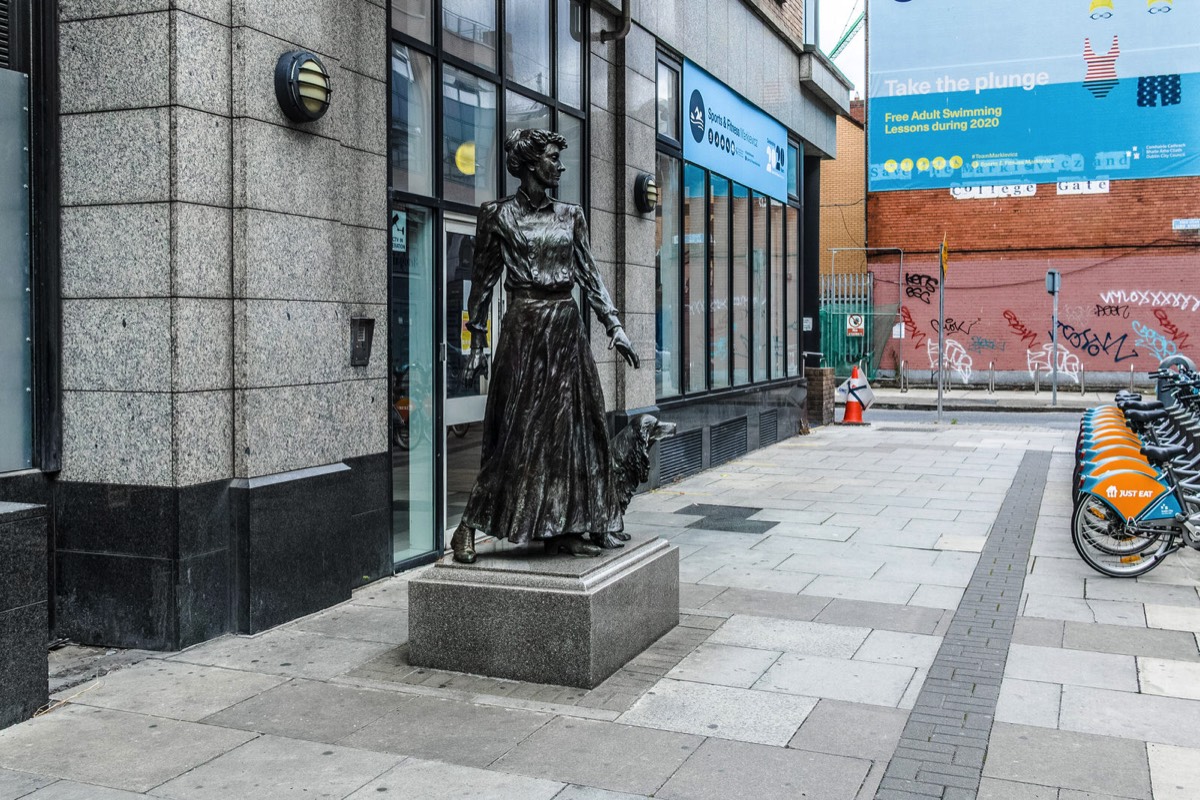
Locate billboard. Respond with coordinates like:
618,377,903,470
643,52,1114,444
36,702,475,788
868,0,1200,191
683,60,788,201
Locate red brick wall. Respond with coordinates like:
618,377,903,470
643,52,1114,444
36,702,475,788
868,176,1200,383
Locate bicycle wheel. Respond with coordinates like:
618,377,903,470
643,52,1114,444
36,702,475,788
1072,495,1172,577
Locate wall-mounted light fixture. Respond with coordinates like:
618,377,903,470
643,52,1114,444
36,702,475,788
633,172,658,213
275,51,332,123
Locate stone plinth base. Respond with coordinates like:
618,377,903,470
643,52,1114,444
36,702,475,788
1,502,48,730
408,533,679,689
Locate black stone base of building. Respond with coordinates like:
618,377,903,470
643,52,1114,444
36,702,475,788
0,453,393,653
0,503,49,730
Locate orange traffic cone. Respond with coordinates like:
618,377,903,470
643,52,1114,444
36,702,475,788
840,365,867,425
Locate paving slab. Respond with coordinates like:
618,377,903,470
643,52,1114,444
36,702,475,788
679,583,725,609
773,552,884,579
55,660,284,722
786,699,908,760
665,643,781,689
0,705,255,793
852,630,942,670
754,653,915,707
617,678,816,746
935,534,987,552
343,757,564,800
170,629,394,681
800,576,919,605
23,783,151,799
1063,622,1200,661
907,584,964,610
201,678,407,743
1145,604,1200,633
706,615,869,657
977,779,1062,800
657,737,870,800
982,722,1151,799
1147,742,1200,800
696,564,813,594
698,587,829,621
813,598,944,634
0,768,51,800
1004,643,1138,691
1023,595,1146,627
1085,580,1200,607
288,602,409,644
1022,572,1086,599
995,678,1061,728
1138,658,1200,701
552,787,651,800
339,694,551,768
148,734,400,800
1059,685,1200,749
758,522,859,542
490,716,702,796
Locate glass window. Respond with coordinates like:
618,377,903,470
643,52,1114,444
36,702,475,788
557,113,583,205
752,192,768,382
391,204,438,564
655,153,682,398
732,183,750,386
393,0,433,42
443,65,498,206
506,0,551,94
657,61,679,141
443,0,497,71
786,205,800,376
770,199,786,378
787,142,799,199
504,90,551,194
683,164,706,393
0,69,31,472
710,176,730,389
557,0,584,109
390,44,433,196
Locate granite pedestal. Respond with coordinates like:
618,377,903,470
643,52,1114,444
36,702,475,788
408,533,679,688
0,502,49,730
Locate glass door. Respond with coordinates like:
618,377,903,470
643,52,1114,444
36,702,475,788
442,214,502,538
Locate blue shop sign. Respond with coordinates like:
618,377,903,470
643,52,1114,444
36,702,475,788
683,60,788,202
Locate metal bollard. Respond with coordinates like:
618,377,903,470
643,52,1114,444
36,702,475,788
899,360,908,393
1034,368,1040,395
988,362,995,394
1080,365,1086,395
1130,363,1135,391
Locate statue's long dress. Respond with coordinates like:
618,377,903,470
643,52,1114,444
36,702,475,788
459,191,626,544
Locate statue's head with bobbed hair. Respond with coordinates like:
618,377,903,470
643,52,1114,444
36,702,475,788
504,128,569,179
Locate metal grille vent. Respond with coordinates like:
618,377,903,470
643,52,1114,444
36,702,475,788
711,417,748,466
0,2,10,70
658,428,702,483
759,410,778,447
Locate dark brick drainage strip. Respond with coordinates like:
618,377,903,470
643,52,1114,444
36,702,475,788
876,450,1053,800
676,503,778,534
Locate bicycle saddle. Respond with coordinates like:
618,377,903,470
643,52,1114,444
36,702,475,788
1122,400,1165,412
1125,409,1167,424
1141,443,1189,463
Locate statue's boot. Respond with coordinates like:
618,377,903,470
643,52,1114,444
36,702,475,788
549,535,602,557
590,531,626,549
450,523,477,564
613,531,632,541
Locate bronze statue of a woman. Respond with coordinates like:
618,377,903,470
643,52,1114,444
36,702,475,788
450,128,640,563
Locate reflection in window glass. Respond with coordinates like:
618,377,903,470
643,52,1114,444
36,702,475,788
752,192,768,382
557,0,584,109
655,154,682,398
557,113,583,205
392,0,433,42
506,0,551,94
0,69,31,471
443,0,497,70
732,183,750,386
443,65,498,206
391,204,438,564
787,143,799,198
390,44,433,196
770,199,786,378
657,61,679,141
683,165,706,393
710,176,730,389
504,91,551,195
786,205,800,375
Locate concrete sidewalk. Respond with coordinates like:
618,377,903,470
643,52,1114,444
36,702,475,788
2,418,1200,799
861,386,1136,413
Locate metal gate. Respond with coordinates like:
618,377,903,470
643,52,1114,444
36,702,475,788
819,273,897,381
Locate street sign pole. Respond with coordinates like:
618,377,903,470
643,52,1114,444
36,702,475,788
1046,269,1061,408
937,238,947,423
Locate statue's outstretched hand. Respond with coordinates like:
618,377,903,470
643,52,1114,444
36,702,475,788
463,349,490,383
609,327,640,369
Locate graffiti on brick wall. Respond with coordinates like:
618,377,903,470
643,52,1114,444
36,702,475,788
1153,309,1193,350
1131,319,1178,362
905,273,939,304
1099,290,1200,312
901,306,927,346
1027,342,1083,385
1094,304,1132,319
927,338,973,384
930,317,981,336
1055,320,1140,363
1003,310,1041,349
968,335,1007,354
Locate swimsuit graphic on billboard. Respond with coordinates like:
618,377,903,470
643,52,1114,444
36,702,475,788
868,0,1200,191
682,60,788,202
